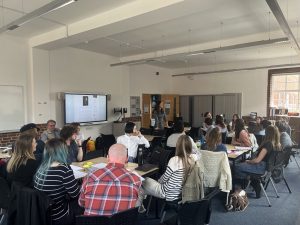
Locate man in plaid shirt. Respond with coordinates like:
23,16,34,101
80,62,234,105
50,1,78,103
78,144,142,215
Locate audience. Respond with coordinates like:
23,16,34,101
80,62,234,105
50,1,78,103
167,120,198,153
79,144,142,215
235,125,281,198
41,119,60,143
202,111,212,129
142,135,197,202
275,120,293,149
60,125,83,164
201,127,227,153
19,123,44,163
117,122,150,163
231,118,251,147
34,138,81,225
204,117,215,137
70,122,85,144
215,115,227,134
6,134,39,187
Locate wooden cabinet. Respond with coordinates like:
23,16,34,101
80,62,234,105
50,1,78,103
141,94,179,128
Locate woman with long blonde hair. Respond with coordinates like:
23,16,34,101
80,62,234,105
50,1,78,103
202,127,227,153
143,135,197,201
7,133,38,187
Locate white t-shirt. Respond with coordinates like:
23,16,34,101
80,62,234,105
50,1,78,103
117,134,150,158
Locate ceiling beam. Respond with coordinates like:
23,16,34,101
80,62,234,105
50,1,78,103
172,63,300,77
266,0,300,55
110,37,289,67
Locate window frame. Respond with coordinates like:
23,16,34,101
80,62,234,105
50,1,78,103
267,67,300,116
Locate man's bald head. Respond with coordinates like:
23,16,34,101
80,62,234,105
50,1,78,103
108,144,128,164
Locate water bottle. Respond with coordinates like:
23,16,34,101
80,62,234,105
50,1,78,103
137,146,143,166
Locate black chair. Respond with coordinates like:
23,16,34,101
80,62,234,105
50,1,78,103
140,127,152,135
152,129,166,137
150,136,163,152
221,132,227,144
283,146,300,169
101,134,116,156
254,134,264,146
0,177,10,224
164,127,174,141
187,127,200,141
75,207,138,225
84,150,104,160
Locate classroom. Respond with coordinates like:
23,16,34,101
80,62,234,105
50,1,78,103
0,1,300,225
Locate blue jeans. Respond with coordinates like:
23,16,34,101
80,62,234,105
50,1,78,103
235,161,266,179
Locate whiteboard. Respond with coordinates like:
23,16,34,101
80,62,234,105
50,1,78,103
0,85,25,132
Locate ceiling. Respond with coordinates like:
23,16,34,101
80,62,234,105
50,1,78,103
0,0,299,69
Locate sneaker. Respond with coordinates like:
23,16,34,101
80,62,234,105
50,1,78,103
138,204,146,213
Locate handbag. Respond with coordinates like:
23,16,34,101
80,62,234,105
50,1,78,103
226,189,249,212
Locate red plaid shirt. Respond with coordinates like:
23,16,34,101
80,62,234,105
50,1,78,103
78,163,142,215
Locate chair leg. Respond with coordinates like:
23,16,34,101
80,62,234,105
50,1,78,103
269,177,279,198
260,182,272,207
292,155,300,169
159,201,166,222
283,178,292,193
146,196,152,217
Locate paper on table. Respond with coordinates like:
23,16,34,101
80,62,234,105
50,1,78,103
70,165,83,171
234,146,252,150
73,170,87,179
92,163,107,170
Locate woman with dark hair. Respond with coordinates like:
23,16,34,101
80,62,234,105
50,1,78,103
34,138,81,225
235,125,281,198
60,125,83,164
152,101,168,130
215,115,228,133
201,127,227,153
7,134,39,187
202,112,212,129
143,135,197,201
117,121,150,162
229,114,239,132
231,119,251,147
70,122,85,144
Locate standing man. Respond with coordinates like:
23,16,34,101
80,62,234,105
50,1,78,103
78,144,143,216
41,119,60,143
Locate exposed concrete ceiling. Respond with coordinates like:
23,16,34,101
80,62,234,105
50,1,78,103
0,0,299,69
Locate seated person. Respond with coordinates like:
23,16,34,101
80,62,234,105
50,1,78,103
202,111,212,129
79,144,142,215
228,113,239,132
204,117,214,137
142,135,198,202
255,119,271,136
167,120,198,153
215,114,228,134
70,122,85,144
235,125,281,198
19,123,44,163
117,122,150,163
34,138,81,225
275,120,293,149
231,119,251,147
201,127,227,153
7,134,39,187
41,119,60,143
60,125,83,164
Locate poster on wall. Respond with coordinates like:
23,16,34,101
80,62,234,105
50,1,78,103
130,96,141,116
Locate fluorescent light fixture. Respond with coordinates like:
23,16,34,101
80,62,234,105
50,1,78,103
0,0,77,33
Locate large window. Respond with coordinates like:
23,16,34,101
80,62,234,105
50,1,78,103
268,67,300,115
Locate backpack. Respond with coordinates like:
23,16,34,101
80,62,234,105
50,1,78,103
95,135,104,150
226,189,249,212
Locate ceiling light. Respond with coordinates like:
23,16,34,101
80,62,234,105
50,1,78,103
0,0,77,33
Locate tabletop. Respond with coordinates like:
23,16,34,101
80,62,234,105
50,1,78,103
226,144,252,159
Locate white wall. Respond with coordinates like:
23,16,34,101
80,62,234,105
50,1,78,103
0,34,30,126
31,47,131,138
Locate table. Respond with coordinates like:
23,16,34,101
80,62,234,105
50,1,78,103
143,135,159,142
72,157,159,178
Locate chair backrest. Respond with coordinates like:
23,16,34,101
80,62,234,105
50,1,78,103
254,134,264,146
221,132,227,144
150,136,163,149
75,207,138,225
152,129,166,137
140,127,152,135
0,177,10,210
158,149,175,175
178,199,210,225
198,150,232,192
188,127,200,141
164,127,174,140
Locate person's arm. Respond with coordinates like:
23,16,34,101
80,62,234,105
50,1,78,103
78,177,88,207
246,148,267,164
75,139,83,162
138,134,150,148
40,131,47,143
63,165,80,198
239,130,252,147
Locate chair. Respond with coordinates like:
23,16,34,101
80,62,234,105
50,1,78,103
150,136,163,152
0,177,10,224
101,134,116,156
152,129,166,137
140,127,152,135
75,207,138,225
283,146,300,169
8,183,52,225
84,150,104,160
221,132,227,144
254,134,264,146
187,127,200,141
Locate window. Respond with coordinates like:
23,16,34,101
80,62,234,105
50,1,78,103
268,67,300,115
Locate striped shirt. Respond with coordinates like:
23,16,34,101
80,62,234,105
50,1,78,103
34,164,80,221
158,155,197,201
78,163,142,216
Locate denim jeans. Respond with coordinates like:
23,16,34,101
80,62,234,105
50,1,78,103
235,161,266,179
